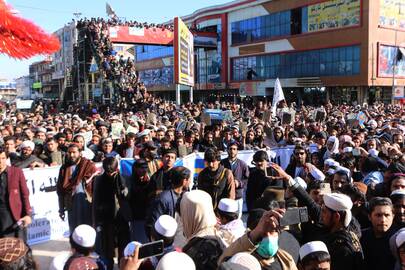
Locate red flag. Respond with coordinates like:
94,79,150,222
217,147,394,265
0,0,60,59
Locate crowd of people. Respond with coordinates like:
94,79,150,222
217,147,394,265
0,95,403,270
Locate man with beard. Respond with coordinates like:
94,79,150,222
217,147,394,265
117,132,137,158
197,148,235,209
266,126,286,148
285,145,325,182
73,134,95,161
93,157,130,270
57,144,98,232
14,140,45,169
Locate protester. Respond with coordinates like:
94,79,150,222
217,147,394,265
298,241,330,270
0,237,37,269
0,147,32,240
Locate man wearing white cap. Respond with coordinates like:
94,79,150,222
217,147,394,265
320,193,364,270
149,215,178,267
216,198,246,246
299,241,330,270
64,224,106,270
391,189,405,229
14,140,45,169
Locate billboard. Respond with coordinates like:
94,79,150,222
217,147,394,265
379,0,405,30
378,44,405,78
108,26,174,45
307,0,361,32
174,17,195,87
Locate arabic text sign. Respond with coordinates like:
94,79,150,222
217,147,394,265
24,166,70,245
174,17,194,87
307,0,361,32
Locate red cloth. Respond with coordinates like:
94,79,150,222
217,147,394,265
6,166,32,221
0,0,60,59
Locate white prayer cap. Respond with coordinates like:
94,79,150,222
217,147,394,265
156,251,196,270
323,193,353,227
368,120,378,129
36,127,47,133
299,241,329,260
228,252,261,270
154,215,178,238
391,189,405,197
295,177,307,190
20,140,35,150
72,225,96,248
324,159,339,167
157,126,167,132
396,230,405,248
137,129,151,138
218,198,239,213
327,136,337,143
123,241,141,257
336,166,351,179
49,251,71,270
343,147,353,153
368,149,379,158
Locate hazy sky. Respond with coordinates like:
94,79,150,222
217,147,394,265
0,0,230,80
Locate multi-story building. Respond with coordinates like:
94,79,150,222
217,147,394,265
134,0,405,104
15,76,32,99
0,79,17,102
29,58,58,99
52,21,77,99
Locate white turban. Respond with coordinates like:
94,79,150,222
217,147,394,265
323,193,353,227
156,251,195,270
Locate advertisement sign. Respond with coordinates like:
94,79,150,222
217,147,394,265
379,0,405,30
108,26,174,45
393,85,405,99
378,45,405,77
32,82,42,89
239,82,266,96
174,17,195,87
307,0,361,32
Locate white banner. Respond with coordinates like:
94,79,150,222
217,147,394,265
24,166,70,246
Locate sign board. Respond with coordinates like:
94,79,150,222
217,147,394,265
307,0,361,32
16,100,34,110
32,82,42,89
239,82,266,96
394,85,405,99
174,17,194,87
108,26,174,45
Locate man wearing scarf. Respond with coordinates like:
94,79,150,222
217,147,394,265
57,144,98,233
198,148,235,209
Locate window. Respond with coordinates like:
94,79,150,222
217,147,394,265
231,45,360,81
136,45,173,62
231,10,291,44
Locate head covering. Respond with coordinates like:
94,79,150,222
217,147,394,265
0,237,28,265
324,136,339,160
180,190,217,240
65,257,99,270
391,189,405,198
228,252,261,270
396,230,405,248
368,120,378,129
218,198,239,213
20,140,35,150
154,215,178,238
299,241,329,260
343,147,353,153
137,129,151,138
323,193,353,227
72,225,96,248
368,149,379,158
324,159,340,167
353,182,368,196
156,251,196,270
295,177,307,190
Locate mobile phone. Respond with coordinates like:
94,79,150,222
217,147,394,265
352,148,361,157
124,240,164,259
139,240,164,259
279,207,309,227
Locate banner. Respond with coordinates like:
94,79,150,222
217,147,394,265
379,0,405,30
108,26,174,46
307,0,361,32
24,166,69,246
378,45,405,77
174,17,194,87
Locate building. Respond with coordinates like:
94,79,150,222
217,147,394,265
29,58,58,99
52,21,77,100
15,76,32,99
0,79,17,102
133,0,405,104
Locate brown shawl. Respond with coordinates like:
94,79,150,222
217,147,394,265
57,157,97,196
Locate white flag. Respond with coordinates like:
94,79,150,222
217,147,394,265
106,3,117,18
272,78,285,115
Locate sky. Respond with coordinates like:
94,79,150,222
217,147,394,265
0,0,230,80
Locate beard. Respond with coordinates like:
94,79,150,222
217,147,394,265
66,157,80,166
